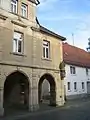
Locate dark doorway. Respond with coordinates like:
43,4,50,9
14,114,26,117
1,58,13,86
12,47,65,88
38,74,56,106
4,71,29,115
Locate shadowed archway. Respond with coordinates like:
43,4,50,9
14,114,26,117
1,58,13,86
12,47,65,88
3,71,29,115
38,74,56,106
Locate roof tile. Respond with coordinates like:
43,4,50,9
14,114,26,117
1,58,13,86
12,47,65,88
63,43,90,68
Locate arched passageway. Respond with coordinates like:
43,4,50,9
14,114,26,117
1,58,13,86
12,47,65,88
38,74,56,106
3,71,29,115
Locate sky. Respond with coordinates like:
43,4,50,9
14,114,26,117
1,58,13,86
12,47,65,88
37,0,90,50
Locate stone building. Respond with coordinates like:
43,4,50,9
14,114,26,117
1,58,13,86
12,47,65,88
0,0,66,116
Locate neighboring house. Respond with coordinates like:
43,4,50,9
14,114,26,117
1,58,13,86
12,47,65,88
0,0,66,116
63,43,90,100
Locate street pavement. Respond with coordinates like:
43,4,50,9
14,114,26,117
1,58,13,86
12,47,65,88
1,97,90,120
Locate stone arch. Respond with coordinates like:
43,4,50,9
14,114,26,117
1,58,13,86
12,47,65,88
38,73,56,106
3,70,30,115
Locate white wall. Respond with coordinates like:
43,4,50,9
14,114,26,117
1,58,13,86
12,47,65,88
64,64,90,97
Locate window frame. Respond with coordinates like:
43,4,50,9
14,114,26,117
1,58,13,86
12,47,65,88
43,40,50,59
67,82,70,91
82,82,85,90
13,31,23,54
11,0,18,14
70,66,76,75
21,3,28,18
74,82,77,91
86,68,89,76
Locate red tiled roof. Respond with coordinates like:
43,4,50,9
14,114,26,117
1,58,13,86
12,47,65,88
63,43,90,68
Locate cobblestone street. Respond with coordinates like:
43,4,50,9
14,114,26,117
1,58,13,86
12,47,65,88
1,97,90,120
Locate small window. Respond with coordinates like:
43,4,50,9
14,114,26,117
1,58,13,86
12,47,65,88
43,40,50,59
70,66,76,74
82,82,85,90
13,31,23,53
21,3,27,18
11,0,18,13
67,82,70,91
86,68,89,76
74,82,77,90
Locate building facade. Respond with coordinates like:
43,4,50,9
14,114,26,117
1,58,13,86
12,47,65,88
0,0,66,116
63,43,90,100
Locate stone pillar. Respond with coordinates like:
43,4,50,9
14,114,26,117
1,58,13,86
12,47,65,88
29,87,39,112
0,87,4,116
31,87,39,111
31,69,39,111
55,73,65,106
28,85,32,111
50,87,56,106
28,70,39,112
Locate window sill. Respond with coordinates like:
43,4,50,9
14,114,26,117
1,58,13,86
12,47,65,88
42,57,52,61
9,11,18,16
68,90,71,92
74,90,77,92
71,74,76,76
10,52,26,57
9,12,28,20
82,89,85,91
20,15,28,20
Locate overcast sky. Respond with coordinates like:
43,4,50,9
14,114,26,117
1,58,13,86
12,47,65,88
37,0,90,50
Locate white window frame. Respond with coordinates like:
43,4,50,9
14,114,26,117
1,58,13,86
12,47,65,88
11,0,18,14
43,40,50,59
86,68,89,76
74,82,77,91
67,82,70,91
82,82,85,90
70,66,76,75
13,31,23,53
21,3,27,18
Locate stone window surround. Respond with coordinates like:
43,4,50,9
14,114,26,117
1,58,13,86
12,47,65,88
10,0,28,18
11,0,18,14
21,2,28,18
43,40,50,60
13,31,24,54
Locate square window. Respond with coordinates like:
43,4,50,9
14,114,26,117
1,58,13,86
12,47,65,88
43,40,50,59
11,0,18,13
21,3,27,18
13,32,23,53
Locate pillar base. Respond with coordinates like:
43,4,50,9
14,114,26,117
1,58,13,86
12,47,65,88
29,104,39,112
56,99,64,106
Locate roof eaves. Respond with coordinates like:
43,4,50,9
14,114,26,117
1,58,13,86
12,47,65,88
40,25,66,41
29,0,40,5
64,60,90,68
